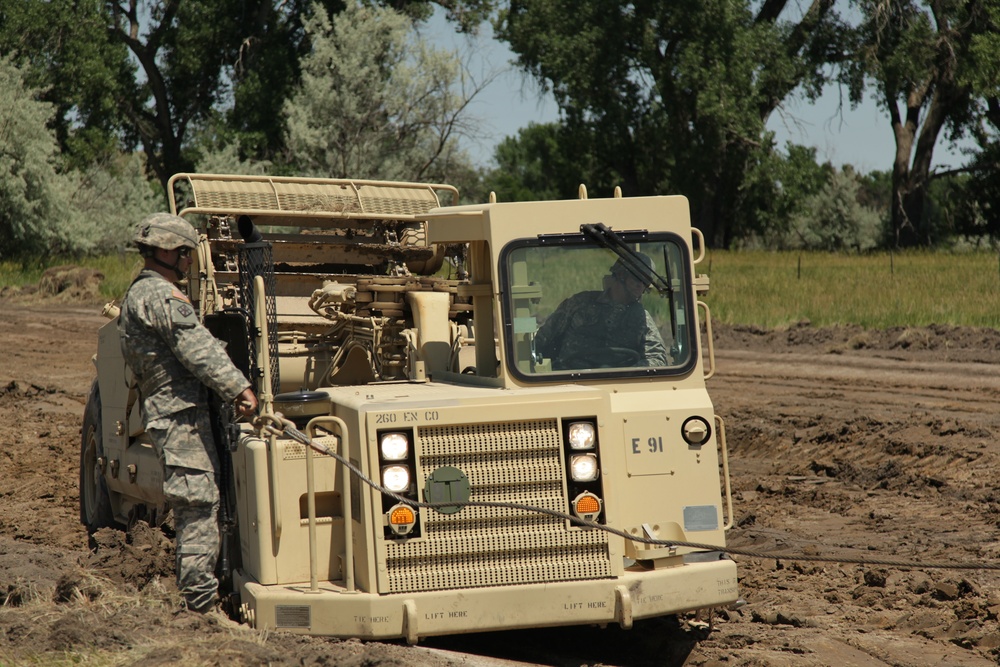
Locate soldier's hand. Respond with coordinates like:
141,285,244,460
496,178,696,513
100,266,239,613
235,388,258,418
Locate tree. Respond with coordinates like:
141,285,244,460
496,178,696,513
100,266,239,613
497,0,852,247
0,2,135,169
0,54,70,259
948,1,1000,242
849,0,994,246
0,1,493,192
0,56,154,259
481,122,575,202
740,142,836,247
284,1,488,183
787,168,883,250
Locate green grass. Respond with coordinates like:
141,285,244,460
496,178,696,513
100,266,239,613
6,249,1000,330
0,252,142,300
700,250,1000,329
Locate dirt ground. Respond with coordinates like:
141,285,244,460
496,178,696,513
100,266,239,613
2,298,1000,666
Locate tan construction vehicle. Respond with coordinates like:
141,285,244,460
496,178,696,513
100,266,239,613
81,173,737,642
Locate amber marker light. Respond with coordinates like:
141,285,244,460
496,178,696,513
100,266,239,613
572,491,603,522
387,503,417,536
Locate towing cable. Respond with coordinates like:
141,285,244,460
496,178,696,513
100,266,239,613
257,412,1000,572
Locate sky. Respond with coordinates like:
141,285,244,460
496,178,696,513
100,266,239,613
429,10,973,175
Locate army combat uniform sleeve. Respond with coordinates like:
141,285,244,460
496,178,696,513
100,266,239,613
157,286,249,401
640,311,669,367
120,271,249,422
533,301,571,360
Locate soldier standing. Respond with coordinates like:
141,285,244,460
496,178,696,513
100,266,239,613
118,213,258,613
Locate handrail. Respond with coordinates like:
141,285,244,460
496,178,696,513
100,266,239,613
255,276,280,547
691,228,706,265
305,416,350,593
716,415,734,531
698,300,715,380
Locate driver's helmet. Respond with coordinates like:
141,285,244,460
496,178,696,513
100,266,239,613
610,252,654,286
133,213,198,250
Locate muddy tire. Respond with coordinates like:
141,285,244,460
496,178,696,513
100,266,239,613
79,379,115,533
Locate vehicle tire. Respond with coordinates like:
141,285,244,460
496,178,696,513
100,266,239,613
80,379,115,533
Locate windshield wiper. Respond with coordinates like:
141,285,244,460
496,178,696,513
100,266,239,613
581,222,680,358
580,223,673,295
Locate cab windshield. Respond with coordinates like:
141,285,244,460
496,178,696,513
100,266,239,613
500,232,697,381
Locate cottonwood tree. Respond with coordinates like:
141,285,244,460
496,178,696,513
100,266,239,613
0,2,135,169
1,1,491,192
497,0,852,247
284,2,490,183
849,0,993,246
947,1,1000,240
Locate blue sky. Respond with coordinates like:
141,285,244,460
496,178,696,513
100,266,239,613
429,10,973,175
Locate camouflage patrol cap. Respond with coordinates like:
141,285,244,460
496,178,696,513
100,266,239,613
133,213,198,250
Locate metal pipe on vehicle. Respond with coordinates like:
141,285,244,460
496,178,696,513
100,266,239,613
255,275,281,544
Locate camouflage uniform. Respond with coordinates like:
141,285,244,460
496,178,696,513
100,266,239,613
119,252,250,611
534,290,668,370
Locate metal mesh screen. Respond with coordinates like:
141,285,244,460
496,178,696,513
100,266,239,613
183,176,448,218
384,419,611,593
238,242,280,395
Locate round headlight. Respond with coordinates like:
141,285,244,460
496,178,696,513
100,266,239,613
380,432,409,461
382,465,411,493
567,422,596,450
570,453,599,482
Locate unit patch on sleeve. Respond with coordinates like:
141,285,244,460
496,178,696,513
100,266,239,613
169,298,199,326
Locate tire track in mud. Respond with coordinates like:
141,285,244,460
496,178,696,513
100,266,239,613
713,350,1000,413
700,345,1000,666
2,304,999,665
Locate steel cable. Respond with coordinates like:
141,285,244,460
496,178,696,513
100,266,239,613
258,413,1000,572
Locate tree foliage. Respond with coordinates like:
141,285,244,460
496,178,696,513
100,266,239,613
787,168,883,251
482,122,576,202
848,0,995,247
284,1,484,183
497,0,851,247
0,54,69,258
0,56,156,259
0,1,134,169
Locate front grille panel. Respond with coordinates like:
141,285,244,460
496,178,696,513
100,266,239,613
384,419,611,593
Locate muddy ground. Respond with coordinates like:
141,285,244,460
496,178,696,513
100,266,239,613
2,299,1000,666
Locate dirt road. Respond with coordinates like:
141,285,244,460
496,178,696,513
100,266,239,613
2,302,999,666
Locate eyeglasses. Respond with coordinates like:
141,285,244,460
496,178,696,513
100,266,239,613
176,247,192,258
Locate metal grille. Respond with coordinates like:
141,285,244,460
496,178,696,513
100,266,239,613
384,419,611,593
182,175,449,218
357,185,439,216
238,243,280,395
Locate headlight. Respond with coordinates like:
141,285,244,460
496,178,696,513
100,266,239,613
380,432,409,461
570,453,599,482
567,422,596,450
382,465,411,492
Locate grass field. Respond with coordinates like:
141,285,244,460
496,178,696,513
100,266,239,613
5,250,1000,330
700,250,1000,329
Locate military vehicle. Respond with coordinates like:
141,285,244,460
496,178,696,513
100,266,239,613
81,173,737,642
